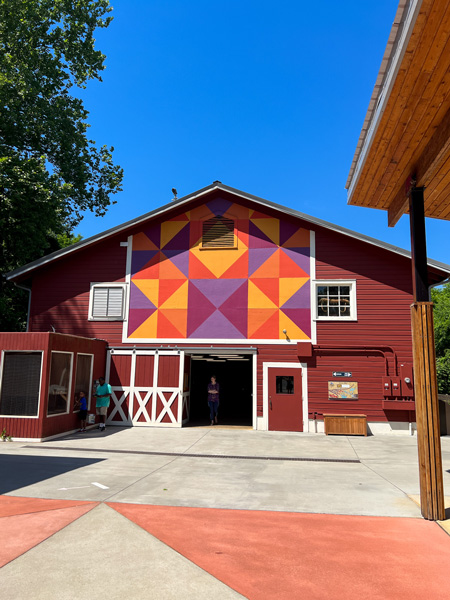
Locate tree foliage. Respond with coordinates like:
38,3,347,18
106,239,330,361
0,0,123,331
431,283,450,394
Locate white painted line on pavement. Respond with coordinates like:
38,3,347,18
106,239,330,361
58,486,90,491
91,481,109,489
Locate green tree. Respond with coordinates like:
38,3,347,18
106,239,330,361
431,282,450,394
0,0,123,331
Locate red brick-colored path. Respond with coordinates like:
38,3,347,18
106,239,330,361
109,503,450,600
2,495,450,599
0,496,98,568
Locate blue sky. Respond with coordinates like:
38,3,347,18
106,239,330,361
75,0,450,266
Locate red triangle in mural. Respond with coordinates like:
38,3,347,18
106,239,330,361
250,311,279,339
132,252,161,279
221,251,249,279
279,250,309,278
159,279,185,306
168,213,189,221
189,253,217,279
251,278,279,306
250,210,272,219
157,310,183,338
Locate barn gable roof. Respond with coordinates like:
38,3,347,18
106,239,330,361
6,182,450,282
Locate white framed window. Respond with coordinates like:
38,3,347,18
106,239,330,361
89,283,126,320
0,351,43,417
313,280,357,321
47,351,73,416
73,353,94,411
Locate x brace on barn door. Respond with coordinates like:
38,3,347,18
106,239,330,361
105,350,185,427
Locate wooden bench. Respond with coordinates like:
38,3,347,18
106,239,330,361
323,414,367,436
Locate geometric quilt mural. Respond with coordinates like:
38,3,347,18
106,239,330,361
127,198,311,340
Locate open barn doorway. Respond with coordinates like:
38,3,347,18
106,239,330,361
188,354,253,427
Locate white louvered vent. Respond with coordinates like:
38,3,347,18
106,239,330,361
92,286,124,319
202,216,235,248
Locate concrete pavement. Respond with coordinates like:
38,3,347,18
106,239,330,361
1,427,450,598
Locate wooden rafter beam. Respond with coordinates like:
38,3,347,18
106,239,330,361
388,105,450,227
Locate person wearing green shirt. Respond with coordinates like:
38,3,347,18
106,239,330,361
94,377,112,432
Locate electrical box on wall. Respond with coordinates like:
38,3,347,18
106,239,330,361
382,376,391,396
391,376,401,396
400,363,414,397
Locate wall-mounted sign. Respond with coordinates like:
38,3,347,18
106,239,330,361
328,381,358,400
332,372,352,377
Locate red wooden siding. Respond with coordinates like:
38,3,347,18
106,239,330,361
157,355,180,387
18,190,448,428
29,237,127,345
0,333,106,439
134,355,155,387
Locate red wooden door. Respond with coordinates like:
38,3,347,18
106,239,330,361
268,367,302,432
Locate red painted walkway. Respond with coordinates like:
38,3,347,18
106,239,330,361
2,495,450,599
109,503,450,600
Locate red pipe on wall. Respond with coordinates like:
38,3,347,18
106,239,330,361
313,345,399,377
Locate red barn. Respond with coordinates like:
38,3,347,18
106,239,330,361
2,183,449,439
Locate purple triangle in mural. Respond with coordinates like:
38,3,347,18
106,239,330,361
248,247,277,276
282,247,310,273
161,223,190,251
187,282,217,336
280,309,311,338
206,197,233,216
190,279,246,308
189,310,245,339
131,251,159,276
218,281,248,336
248,221,277,248
130,282,157,310
281,280,310,309
128,309,156,336
142,223,160,249
279,220,301,246
162,249,190,277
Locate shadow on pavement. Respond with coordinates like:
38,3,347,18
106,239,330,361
0,454,104,494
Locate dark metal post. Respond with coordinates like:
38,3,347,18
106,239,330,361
409,187,429,301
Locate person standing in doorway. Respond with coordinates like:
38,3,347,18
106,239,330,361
94,376,112,432
208,375,220,426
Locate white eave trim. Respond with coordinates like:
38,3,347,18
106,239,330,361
346,0,423,199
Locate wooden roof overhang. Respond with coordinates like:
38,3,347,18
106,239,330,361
346,0,450,226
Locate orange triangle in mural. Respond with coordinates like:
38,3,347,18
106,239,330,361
160,220,188,249
159,280,188,309
279,311,309,340
282,228,310,248
250,249,280,279
132,232,159,251
189,253,217,279
221,251,248,279
158,308,187,338
159,279,186,307
250,310,279,339
248,308,278,337
157,310,185,338
279,250,309,278
129,310,158,339
223,204,249,219
251,278,279,306
159,257,187,280
251,218,279,246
